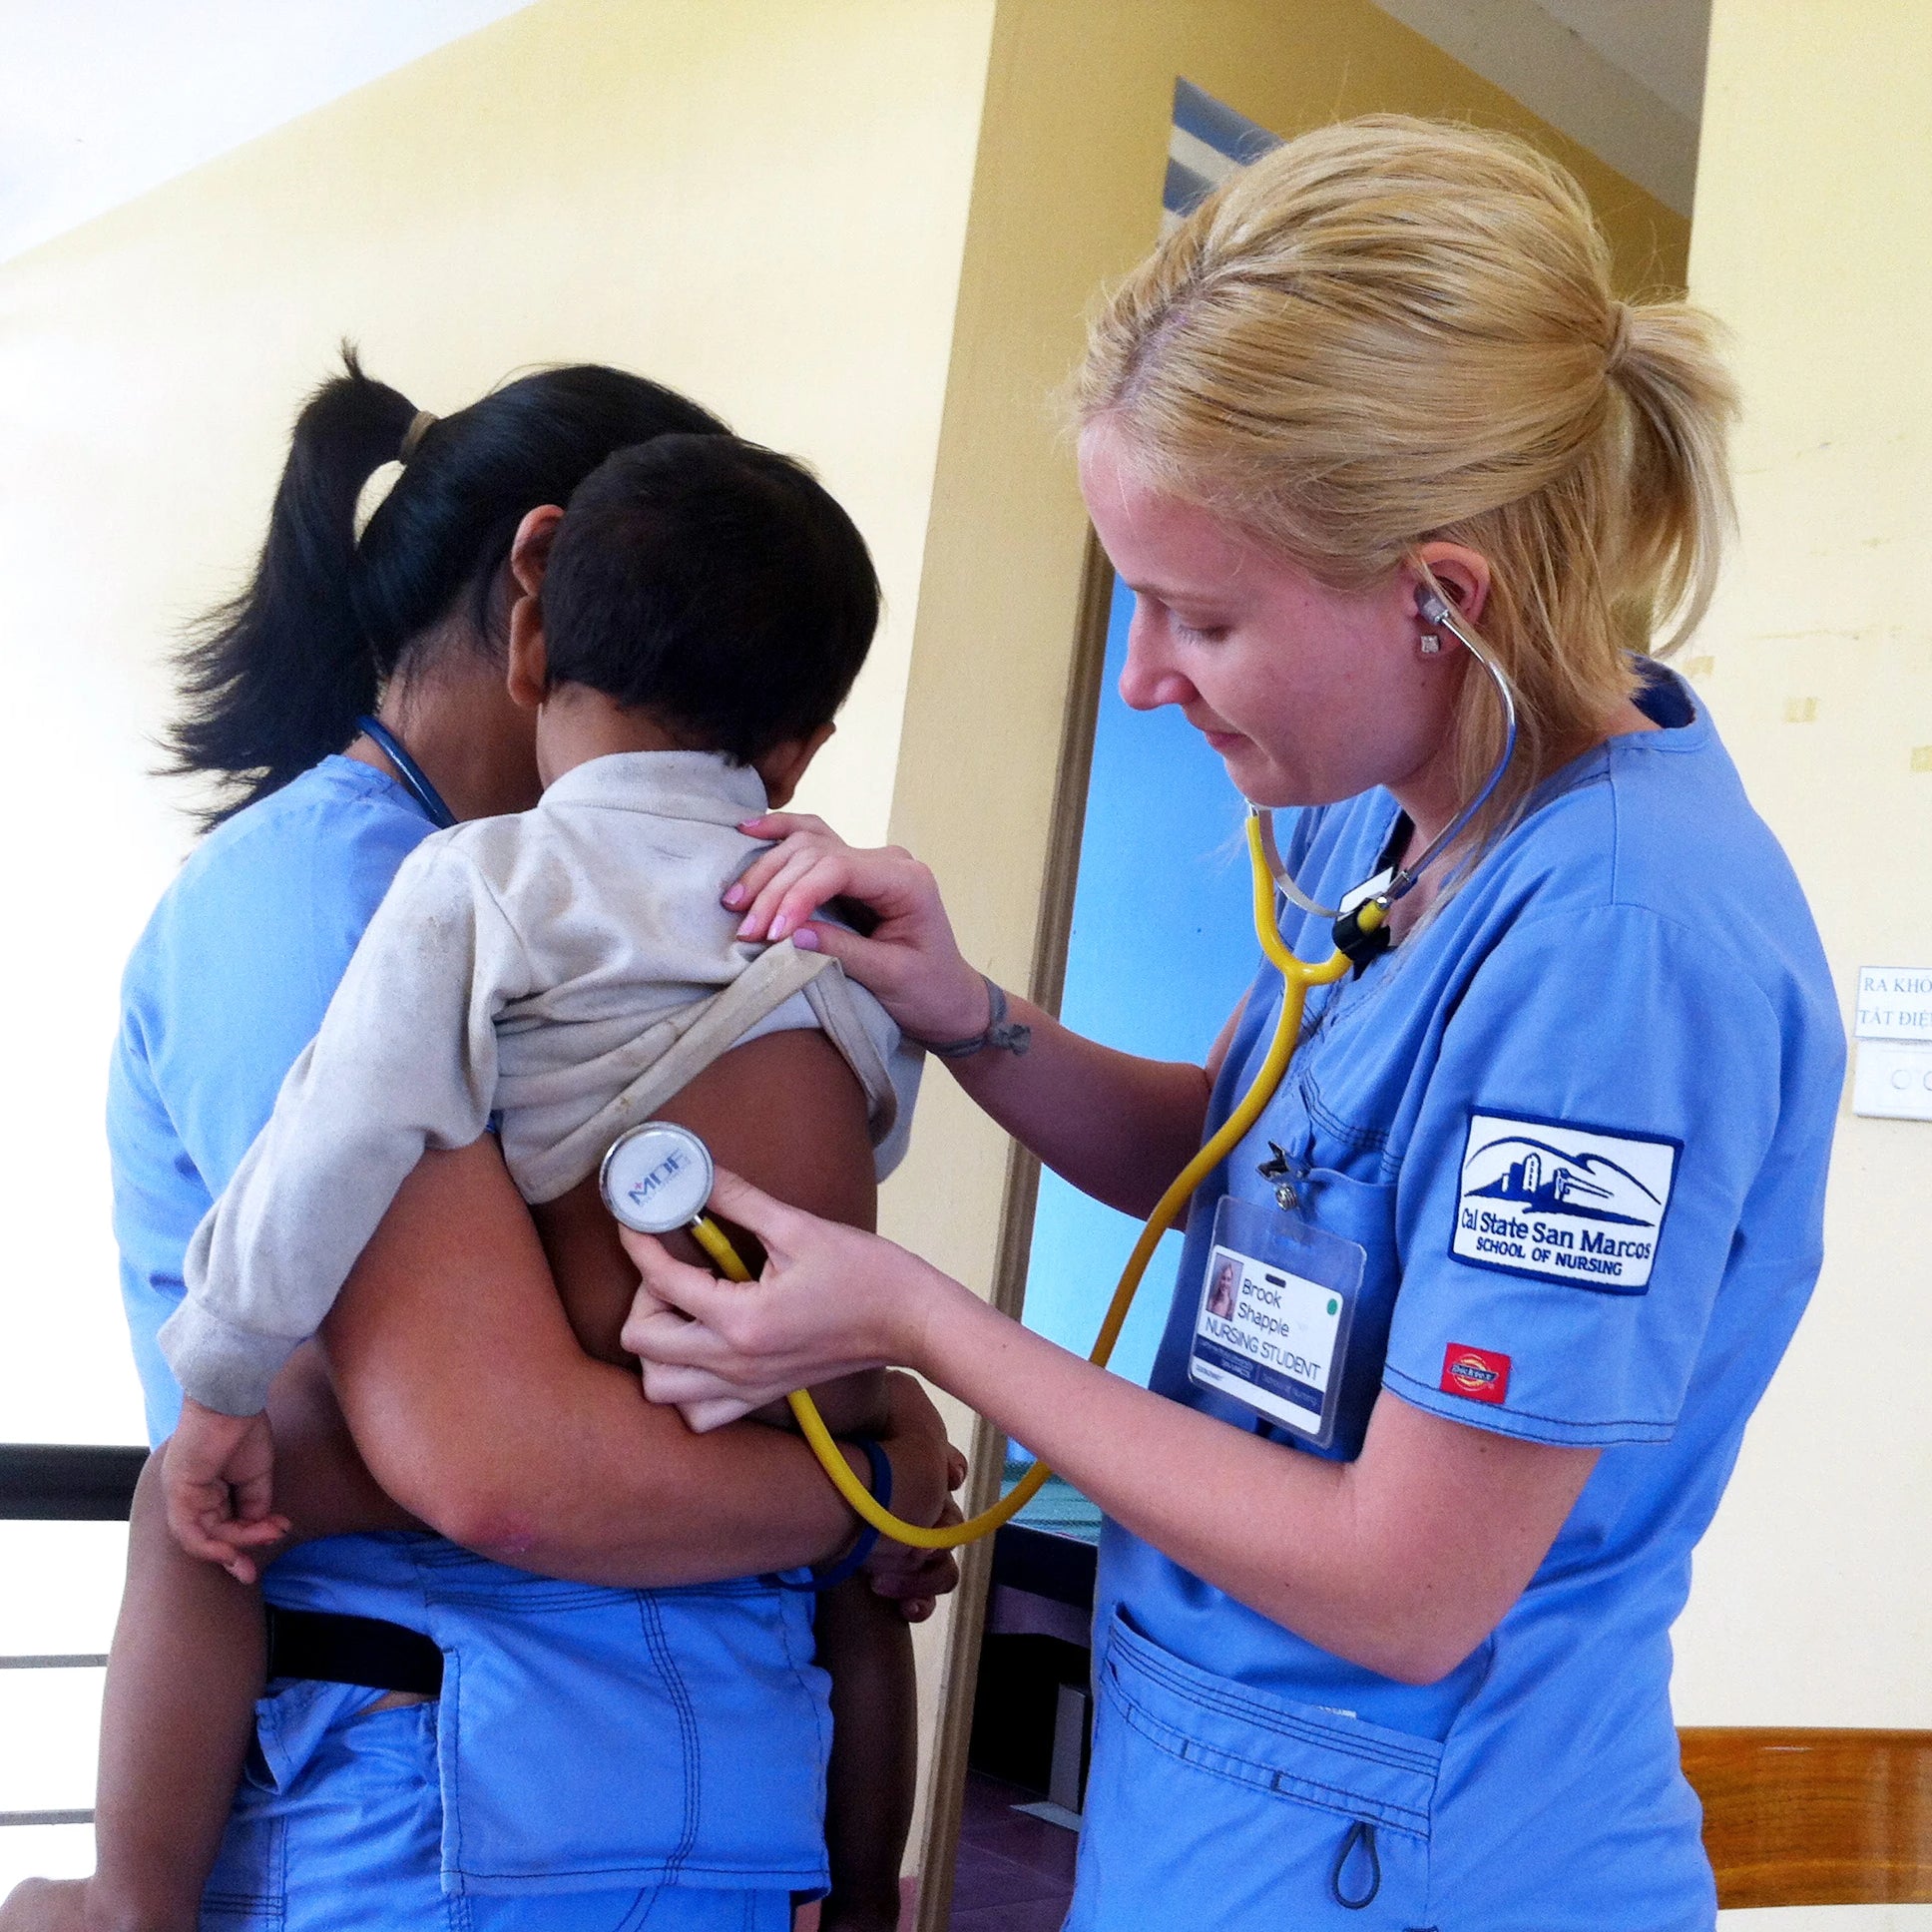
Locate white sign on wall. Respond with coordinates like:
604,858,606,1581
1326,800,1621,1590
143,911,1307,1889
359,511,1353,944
1853,966,1932,1121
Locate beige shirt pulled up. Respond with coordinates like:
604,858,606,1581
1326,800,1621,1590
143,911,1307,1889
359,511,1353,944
160,750,920,1416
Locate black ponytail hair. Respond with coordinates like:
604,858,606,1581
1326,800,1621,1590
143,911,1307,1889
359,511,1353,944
168,346,727,824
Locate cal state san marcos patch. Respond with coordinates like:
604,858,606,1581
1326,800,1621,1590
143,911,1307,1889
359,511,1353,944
1450,1110,1681,1296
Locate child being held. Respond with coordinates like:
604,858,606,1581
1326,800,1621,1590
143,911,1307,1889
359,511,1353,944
61,433,939,1932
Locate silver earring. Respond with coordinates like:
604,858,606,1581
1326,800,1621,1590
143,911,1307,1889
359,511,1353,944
1419,633,1442,657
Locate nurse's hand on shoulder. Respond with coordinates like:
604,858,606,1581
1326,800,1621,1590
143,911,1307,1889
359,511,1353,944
724,814,987,1044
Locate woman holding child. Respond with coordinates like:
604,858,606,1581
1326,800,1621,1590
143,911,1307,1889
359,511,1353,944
9,361,961,1930
626,120,1845,1928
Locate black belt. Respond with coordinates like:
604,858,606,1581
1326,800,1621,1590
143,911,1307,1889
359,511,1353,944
263,1606,444,1695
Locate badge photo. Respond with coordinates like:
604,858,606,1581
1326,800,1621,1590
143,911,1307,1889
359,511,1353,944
1450,1109,1680,1294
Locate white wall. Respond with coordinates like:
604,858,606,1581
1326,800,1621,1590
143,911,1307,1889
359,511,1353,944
1671,0,1932,1744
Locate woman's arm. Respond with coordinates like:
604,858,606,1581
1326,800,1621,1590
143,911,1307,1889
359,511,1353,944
322,1031,959,1587
623,1175,1598,1685
918,991,1215,1218
724,816,1236,1217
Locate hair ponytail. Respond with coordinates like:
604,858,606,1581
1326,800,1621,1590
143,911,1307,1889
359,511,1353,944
1606,303,1738,658
168,349,416,819
170,346,725,825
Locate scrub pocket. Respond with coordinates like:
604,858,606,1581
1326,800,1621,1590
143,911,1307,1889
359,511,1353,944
419,1555,831,1897
1070,1614,1440,1930
202,1683,447,1929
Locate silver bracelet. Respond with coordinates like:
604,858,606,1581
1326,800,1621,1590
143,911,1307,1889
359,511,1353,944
907,974,1031,1060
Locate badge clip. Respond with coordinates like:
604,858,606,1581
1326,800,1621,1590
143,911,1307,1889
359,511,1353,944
1255,1141,1302,1211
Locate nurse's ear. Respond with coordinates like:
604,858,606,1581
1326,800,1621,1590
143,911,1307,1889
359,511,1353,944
1409,543,1492,631
505,505,565,711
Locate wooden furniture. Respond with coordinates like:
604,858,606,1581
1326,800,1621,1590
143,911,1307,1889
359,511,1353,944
1680,1726,1932,1908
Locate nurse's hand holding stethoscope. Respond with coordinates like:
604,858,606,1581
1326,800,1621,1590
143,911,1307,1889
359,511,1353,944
622,1208,970,1621
723,812,984,1041
619,1168,958,1413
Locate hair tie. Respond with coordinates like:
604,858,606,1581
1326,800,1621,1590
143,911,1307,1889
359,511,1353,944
1605,303,1634,379
398,409,438,463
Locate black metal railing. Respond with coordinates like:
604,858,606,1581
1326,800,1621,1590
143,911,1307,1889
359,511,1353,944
0,1444,146,1521
0,1444,146,1831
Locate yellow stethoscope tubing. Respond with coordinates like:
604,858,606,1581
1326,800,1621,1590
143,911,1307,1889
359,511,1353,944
686,814,1354,1552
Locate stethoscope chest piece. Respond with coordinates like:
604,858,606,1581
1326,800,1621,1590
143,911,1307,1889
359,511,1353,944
600,1122,716,1233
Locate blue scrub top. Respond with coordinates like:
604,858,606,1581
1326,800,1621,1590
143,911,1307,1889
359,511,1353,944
108,756,833,1910
1078,673,1844,1930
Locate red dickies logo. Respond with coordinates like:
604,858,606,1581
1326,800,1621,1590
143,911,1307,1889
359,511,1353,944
1441,1344,1511,1404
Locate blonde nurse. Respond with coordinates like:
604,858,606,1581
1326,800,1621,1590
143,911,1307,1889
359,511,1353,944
626,118,1843,1929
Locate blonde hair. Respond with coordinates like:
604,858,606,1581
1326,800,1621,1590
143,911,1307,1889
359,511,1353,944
1074,116,1738,849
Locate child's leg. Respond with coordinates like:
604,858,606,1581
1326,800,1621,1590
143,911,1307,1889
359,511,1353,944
815,1579,917,1932
26,1350,411,1932
81,1448,270,1932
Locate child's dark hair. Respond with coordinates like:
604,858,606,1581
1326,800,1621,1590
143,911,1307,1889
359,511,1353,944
540,436,879,762
170,347,726,825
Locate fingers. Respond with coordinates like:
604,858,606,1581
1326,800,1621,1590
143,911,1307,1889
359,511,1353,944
618,1233,744,1334
729,842,828,935
677,1395,758,1433
724,811,833,883
865,1514,963,1616
165,1488,288,1571
231,1464,278,1528
623,1301,735,1369
733,810,831,853
701,1168,809,1250
169,1511,249,1569
215,1514,291,1548
736,848,856,945
891,1545,960,1609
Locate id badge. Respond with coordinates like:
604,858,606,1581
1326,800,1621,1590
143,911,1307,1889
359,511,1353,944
1189,1195,1363,1448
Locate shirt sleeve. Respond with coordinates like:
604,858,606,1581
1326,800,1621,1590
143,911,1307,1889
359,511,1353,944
1382,903,1783,1447
738,973,924,1181
160,839,531,1415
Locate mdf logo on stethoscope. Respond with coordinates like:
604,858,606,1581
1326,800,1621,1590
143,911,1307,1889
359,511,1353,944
1450,1110,1681,1295
599,1122,718,1235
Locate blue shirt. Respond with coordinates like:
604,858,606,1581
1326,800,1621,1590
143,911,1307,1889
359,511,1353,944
1080,674,1843,1928
108,756,833,1901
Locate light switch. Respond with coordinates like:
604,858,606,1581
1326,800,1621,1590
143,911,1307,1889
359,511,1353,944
1851,967,1932,1121
1852,1040,1932,1121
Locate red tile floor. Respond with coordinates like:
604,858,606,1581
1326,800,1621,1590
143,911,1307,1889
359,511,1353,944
944,1771,1078,1930
793,1771,1076,1932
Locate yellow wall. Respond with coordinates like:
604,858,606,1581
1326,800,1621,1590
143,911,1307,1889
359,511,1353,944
881,2,1688,1914
0,0,996,1448
1669,0,1932,1729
